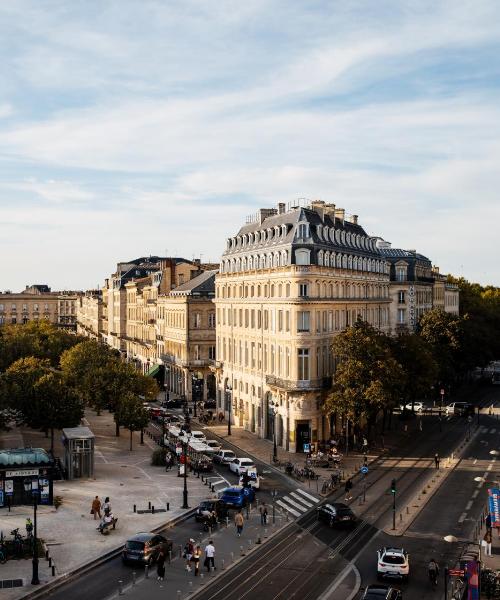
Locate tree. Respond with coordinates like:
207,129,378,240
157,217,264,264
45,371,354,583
31,372,85,452
115,392,150,451
324,320,405,435
2,357,52,422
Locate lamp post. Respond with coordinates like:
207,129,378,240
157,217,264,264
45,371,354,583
439,387,445,432
24,479,40,585
181,433,191,509
270,402,278,463
227,384,232,436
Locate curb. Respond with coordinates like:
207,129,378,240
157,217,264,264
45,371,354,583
21,508,197,600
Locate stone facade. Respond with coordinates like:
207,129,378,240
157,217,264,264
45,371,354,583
214,200,392,453
76,291,104,339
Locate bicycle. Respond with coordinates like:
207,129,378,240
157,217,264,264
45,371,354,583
0,538,7,564
11,528,25,558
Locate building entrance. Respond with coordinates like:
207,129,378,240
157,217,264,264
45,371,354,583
296,422,311,453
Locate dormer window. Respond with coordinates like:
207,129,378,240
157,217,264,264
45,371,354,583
295,248,311,265
396,265,407,282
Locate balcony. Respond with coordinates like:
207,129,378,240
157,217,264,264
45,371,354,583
208,359,223,369
265,375,332,392
161,353,186,367
189,359,210,367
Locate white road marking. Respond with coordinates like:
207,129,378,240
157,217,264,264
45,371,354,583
290,492,313,508
473,459,478,465
276,499,301,518
472,490,479,498
281,496,311,512
458,513,467,523
490,429,497,434
295,489,320,503
487,464,493,471
466,501,473,510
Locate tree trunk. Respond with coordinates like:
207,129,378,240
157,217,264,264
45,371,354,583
50,428,54,453
381,409,387,433
129,429,133,451
115,419,120,437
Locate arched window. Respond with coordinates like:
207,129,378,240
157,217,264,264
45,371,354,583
330,228,336,242
336,254,342,268
236,258,241,271
248,256,253,270
316,225,323,241
348,256,353,270
324,252,330,267
353,256,358,270
286,283,290,296
317,250,324,266
342,255,347,268
260,255,266,269
329,283,333,297
274,253,280,267
242,257,247,271
282,250,288,265
322,282,327,297
295,249,311,265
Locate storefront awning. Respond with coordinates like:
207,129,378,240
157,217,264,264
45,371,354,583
146,364,161,378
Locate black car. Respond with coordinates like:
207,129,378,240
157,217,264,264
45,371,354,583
162,398,184,409
204,400,216,409
362,584,402,599
194,499,228,523
122,532,173,565
317,503,356,526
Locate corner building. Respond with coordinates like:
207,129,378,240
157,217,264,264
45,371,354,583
214,200,391,453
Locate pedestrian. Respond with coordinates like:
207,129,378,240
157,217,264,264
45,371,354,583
218,411,224,423
486,513,492,531
204,540,215,572
156,545,166,581
434,453,440,469
91,496,102,520
102,496,111,513
483,529,492,556
344,478,353,501
184,538,195,571
259,502,268,526
235,510,244,537
192,545,202,576
489,404,493,416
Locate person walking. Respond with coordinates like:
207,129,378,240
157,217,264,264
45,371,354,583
344,478,353,501
235,510,245,537
102,496,111,513
204,540,215,572
434,453,440,469
484,529,493,556
184,538,195,572
192,545,202,576
259,502,268,526
156,546,166,581
91,496,102,520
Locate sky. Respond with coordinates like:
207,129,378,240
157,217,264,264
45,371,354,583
1,0,500,291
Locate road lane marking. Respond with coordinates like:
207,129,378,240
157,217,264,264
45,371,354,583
276,499,301,517
458,513,467,523
473,459,478,464
472,490,479,498
466,501,473,510
295,489,320,502
490,429,497,434
488,464,493,471
281,496,311,512
290,491,314,507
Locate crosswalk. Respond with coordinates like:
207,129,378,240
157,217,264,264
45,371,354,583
276,488,320,518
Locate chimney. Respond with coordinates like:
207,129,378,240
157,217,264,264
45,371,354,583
259,208,277,224
310,200,325,220
323,203,336,222
334,208,345,223
278,202,286,215
351,215,358,225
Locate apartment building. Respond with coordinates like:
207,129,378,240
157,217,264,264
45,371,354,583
76,290,104,339
214,200,392,453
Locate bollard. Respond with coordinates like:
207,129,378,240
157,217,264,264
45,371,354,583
248,539,252,549
167,502,170,511
256,535,262,544
152,505,155,514
145,564,149,578
264,528,268,538
179,544,183,558
230,551,234,563
211,565,215,577
45,550,49,560
51,565,55,576
400,513,402,522
200,574,205,585
132,572,137,586
226,516,229,528
118,580,124,596
240,545,245,556
148,501,151,510
177,590,181,600
169,550,172,564
406,506,409,515
222,558,225,570
49,557,53,567
133,504,137,513
189,581,193,593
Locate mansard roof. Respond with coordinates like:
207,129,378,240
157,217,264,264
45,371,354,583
378,248,431,263
170,270,217,296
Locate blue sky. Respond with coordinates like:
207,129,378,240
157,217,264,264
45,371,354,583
1,0,500,290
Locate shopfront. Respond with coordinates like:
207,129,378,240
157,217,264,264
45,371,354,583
0,448,53,508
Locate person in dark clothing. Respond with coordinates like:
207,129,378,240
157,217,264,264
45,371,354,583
434,453,440,469
344,478,353,501
156,546,166,581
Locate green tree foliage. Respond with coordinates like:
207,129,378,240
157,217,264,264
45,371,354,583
3,357,52,420
115,392,150,451
325,320,405,432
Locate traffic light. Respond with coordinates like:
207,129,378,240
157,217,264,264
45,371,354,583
391,478,396,494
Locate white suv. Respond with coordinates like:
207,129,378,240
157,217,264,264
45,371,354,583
377,547,409,582
229,457,256,475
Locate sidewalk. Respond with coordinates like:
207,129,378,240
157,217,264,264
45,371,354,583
104,509,288,600
0,410,208,600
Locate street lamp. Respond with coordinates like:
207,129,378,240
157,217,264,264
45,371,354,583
181,432,191,509
226,384,232,436
23,479,40,585
270,401,278,463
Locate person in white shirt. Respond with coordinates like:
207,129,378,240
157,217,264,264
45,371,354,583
204,540,215,572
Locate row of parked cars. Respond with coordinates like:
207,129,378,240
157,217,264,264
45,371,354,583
398,400,474,416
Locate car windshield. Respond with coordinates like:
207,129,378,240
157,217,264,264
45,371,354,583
223,491,241,497
126,541,145,551
383,555,405,564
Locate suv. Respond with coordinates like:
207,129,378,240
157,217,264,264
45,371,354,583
213,450,236,465
446,402,474,417
317,503,356,527
219,486,255,508
377,547,409,582
362,584,403,599
229,457,256,475
122,532,173,565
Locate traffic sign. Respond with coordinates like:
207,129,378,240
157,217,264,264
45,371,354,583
360,466,369,474
440,388,445,396
448,569,464,577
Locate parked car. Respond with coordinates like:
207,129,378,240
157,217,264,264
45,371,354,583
239,467,260,489
162,398,184,409
399,402,423,413
317,503,356,527
219,486,255,509
203,440,222,454
445,402,474,417
213,450,236,465
204,399,216,409
194,499,228,522
362,584,403,599
229,457,256,475
377,547,409,582
190,430,207,442
122,532,173,566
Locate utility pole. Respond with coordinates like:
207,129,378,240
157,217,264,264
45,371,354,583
391,478,396,530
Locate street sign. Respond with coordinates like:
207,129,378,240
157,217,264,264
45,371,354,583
448,569,464,577
360,466,369,474
440,388,445,396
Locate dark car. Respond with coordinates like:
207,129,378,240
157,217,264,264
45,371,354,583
162,398,184,409
122,532,173,565
204,400,216,409
195,499,229,522
362,584,402,599
317,503,356,527
219,486,255,509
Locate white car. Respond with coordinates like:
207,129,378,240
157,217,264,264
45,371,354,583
399,402,423,412
203,440,222,454
213,450,236,465
239,467,260,489
229,457,256,475
190,430,207,442
377,547,409,582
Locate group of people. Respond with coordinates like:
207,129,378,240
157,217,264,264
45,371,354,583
183,539,216,576
90,496,115,533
